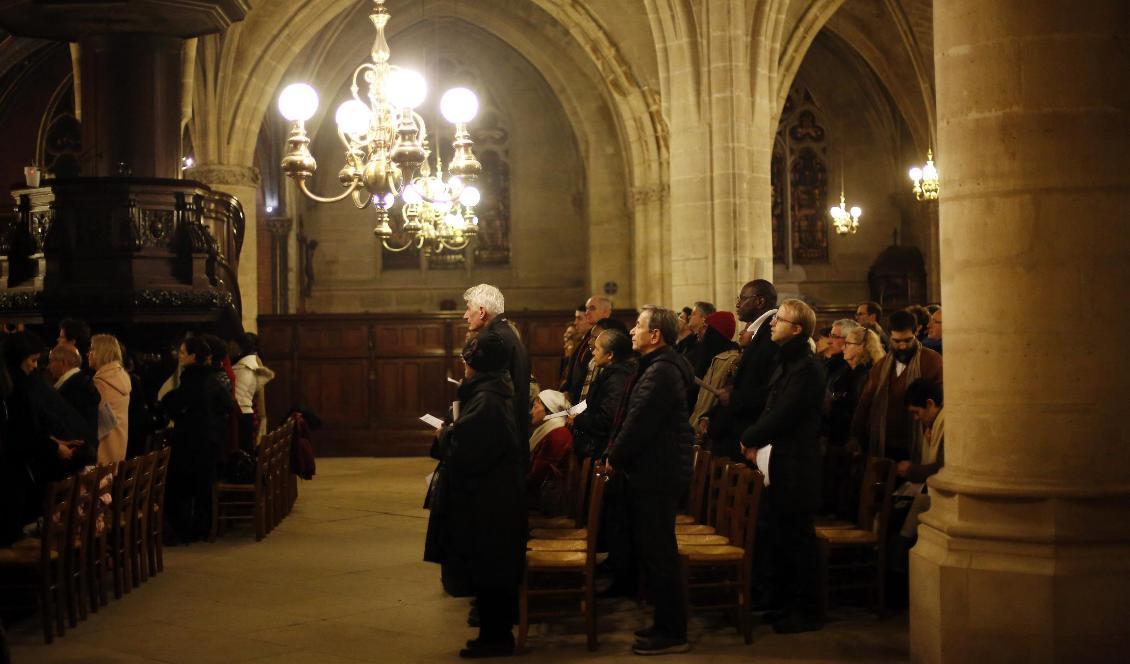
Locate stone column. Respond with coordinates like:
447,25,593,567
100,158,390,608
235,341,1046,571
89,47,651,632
911,2,1130,662
186,164,262,332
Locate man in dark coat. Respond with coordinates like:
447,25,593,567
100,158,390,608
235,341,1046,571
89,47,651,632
425,332,526,658
707,279,780,460
462,283,532,460
160,336,235,543
608,306,695,656
48,345,100,459
740,299,826,634
560,295,612,403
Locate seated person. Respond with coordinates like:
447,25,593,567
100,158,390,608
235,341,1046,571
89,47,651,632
899,378,945,541
526,389,574,513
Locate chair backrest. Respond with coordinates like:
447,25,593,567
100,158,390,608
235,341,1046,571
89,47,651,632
727,468,765,560
148,447,172,518
41,476,75,566
583,473,609,563
89,463,115,541
686,446,712,521
571,456,594,525
871,460,898,542
112,456,144,526
134,453,157,518
71,467,99,551
856,457,896,530
704,458,732,528
713,463,744,537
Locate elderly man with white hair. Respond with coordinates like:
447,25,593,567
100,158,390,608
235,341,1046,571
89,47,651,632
462,283,531,457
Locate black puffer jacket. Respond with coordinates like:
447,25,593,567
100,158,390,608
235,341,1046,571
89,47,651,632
741,336,826,513
571,359,633,459
424,370,526,595
608,346,695,493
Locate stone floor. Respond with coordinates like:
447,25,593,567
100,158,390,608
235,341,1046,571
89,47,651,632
7,457,908,663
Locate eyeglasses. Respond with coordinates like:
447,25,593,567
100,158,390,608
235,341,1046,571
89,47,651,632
844,341,862,346
771,314,799,326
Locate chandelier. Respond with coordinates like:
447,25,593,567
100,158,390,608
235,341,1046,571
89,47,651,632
276,0,482,253
909,148,939,201
830,191,862,235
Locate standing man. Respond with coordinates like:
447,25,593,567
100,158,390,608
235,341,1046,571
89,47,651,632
463,284,531,456
47,345,100,464
740,299,826,634
923,307,942,354
706,279,779,460
560,295,612,403
854,301,889,349
608,305,694,655
850,310,943,462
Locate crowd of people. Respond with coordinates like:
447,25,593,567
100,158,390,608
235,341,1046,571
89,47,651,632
0,321,276,549
425,282,946,658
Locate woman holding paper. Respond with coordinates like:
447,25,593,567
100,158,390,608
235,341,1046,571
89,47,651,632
423,332,525,658
526,389,574,512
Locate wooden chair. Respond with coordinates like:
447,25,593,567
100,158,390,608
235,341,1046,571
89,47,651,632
64,468,98,627
213,427,272,540
673,458,734,537
676,446,711,525
528,455,589,530
109,456,143,598
128,452,156,587
86,463,115,612
528,460,601,541
280,418,298,513
518,472,609,653
146,447,172,577
817,457,897,617
677,466,764,644
0,476,75,643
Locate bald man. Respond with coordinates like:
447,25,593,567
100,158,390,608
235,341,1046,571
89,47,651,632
560,295,612,402
48,345,101,460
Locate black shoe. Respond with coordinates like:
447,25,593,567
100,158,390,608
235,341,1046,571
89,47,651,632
772,615,823,634
465,636,515,650
632,635,690,655
459,641,515,658
633,626,656,639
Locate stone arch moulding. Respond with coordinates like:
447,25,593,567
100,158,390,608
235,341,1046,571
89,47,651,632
210,0,668,306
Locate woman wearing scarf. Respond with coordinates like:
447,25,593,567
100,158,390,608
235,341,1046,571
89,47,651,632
526,389,574,510
688,311,740,435
571,328,634,460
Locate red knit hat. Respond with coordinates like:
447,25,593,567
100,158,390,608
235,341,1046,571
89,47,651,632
705,311,737,340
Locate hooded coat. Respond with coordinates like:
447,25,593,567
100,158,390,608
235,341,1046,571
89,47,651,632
93,361,132,464
424,370,526,595
608,346,695,493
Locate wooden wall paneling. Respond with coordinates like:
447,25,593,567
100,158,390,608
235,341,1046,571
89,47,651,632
297,321,369,357
297,359,371,429
264,358,294,427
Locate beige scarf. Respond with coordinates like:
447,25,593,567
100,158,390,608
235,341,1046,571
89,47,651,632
868,342,924,459
918,408,944,466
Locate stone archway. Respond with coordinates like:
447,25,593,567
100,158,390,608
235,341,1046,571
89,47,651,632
193,0,666,308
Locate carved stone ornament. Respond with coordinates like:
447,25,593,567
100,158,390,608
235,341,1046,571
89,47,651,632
631,185,669,206
184,164,262,189
265,216,293,237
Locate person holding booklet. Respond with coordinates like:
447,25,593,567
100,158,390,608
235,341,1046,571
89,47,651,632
570,328,634,460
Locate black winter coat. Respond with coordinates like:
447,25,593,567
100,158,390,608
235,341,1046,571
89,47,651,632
740,336,826,513
708,317,780,459
571,359,633,459
485,317,531,461
608,346,695,493
57,371,101,455
424,370,526,595
825,360,871,446
160,364,234,472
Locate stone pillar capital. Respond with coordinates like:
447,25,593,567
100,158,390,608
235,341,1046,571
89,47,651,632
186,163,261,189
265,216,293,237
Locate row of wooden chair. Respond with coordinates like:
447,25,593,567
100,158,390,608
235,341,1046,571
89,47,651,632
515,447,897,650
212,417,298,541
0,447,172,644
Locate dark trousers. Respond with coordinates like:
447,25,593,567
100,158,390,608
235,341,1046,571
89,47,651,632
475,586,517,643
601,474,637,590
237,413,256,452
168,459,216,541
767,491,821,619
628,486,687,639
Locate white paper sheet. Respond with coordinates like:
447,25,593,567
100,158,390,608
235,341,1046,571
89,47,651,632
452,401,460,421
895,481,925,497
755,445,772,486
447,376,461,386
419,414,444,429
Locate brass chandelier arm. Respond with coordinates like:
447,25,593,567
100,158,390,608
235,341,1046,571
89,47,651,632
297,178,363,204
381,235,422,253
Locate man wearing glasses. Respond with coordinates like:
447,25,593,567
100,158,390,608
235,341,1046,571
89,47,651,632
739,298,826,634
705,279,779,460
850,310,943,462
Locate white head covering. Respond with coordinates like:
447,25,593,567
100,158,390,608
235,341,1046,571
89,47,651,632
529,389,570,450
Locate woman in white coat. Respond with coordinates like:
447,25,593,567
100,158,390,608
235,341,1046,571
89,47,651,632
89,334,131,464
231,332,275,451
